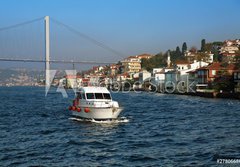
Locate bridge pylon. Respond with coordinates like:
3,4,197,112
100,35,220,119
45,16,50,87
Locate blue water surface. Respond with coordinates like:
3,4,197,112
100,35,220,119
0,87,240,166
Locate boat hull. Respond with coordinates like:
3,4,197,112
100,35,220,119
71,107,123,120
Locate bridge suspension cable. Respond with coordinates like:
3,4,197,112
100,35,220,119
0,17,44,32
51,17,125,59
0,16,124,65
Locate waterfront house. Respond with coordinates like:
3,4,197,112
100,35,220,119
195,62,237,92
139,70,151,83
116,73,129,82
164,70,180,93
163,60,209,93
153,67,174,92
233,71,240,93
186,70,197,92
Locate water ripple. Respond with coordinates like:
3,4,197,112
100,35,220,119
0,87,240,166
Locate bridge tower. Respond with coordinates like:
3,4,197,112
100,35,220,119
45,16,50,87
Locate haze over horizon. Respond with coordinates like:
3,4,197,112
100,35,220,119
0,0,239,70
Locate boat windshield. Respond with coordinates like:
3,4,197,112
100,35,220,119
85,93,111,100
86,93,95,99
103,93,111,99
95,93,104,99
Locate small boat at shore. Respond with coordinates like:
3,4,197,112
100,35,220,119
68,87,123,120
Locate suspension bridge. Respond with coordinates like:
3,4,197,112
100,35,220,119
0,16,125,86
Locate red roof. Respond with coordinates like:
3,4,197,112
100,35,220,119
65,75,82,79
117,73,129,77
197,62,237,71
186,70,197,73
136,53,152,59
175,60,189,65
82,78,89,82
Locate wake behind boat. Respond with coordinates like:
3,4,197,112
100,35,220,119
68,87,123,120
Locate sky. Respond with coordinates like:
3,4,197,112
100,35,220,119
0,0,240,70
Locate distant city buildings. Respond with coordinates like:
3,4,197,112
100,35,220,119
1,39,240,96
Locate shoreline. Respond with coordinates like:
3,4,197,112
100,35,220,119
1,85,240,100
167,92,240,100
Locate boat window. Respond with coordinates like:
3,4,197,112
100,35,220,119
103,93,111,99
82,93,86,99
77,92,82,99
86,93,95,99
95,93,104,99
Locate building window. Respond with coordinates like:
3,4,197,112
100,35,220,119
234,73,237,79
212,70,216,76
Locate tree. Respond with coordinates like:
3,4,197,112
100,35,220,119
176,46,181,57
212,70,234,92
140,53,167,71
195,52,210,61
235,50,240,69
182,42,187,55
201,39,206,52
204,43,213,52
116,61,122,65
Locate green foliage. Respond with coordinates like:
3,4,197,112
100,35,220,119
212,81,234,92
212,70,234,92
182,42,187,55
201,39,206,52
195,52,210,61
204,43,213,52
141,52,167,71
235,55,240,69
170,48,186,64
116,61,122,65
212,41,223,46
212,77,234,92
176,46,181,56
213,54,220,62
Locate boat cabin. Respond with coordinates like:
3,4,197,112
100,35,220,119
76,87,112,101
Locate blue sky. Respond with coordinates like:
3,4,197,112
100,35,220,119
0,0,240,69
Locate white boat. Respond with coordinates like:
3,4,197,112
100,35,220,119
69,87,123,120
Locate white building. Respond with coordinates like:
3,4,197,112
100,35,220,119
121,56,141,75
219,46,239,54
164,60,209,93
152,68,174,92
139,70,151,83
